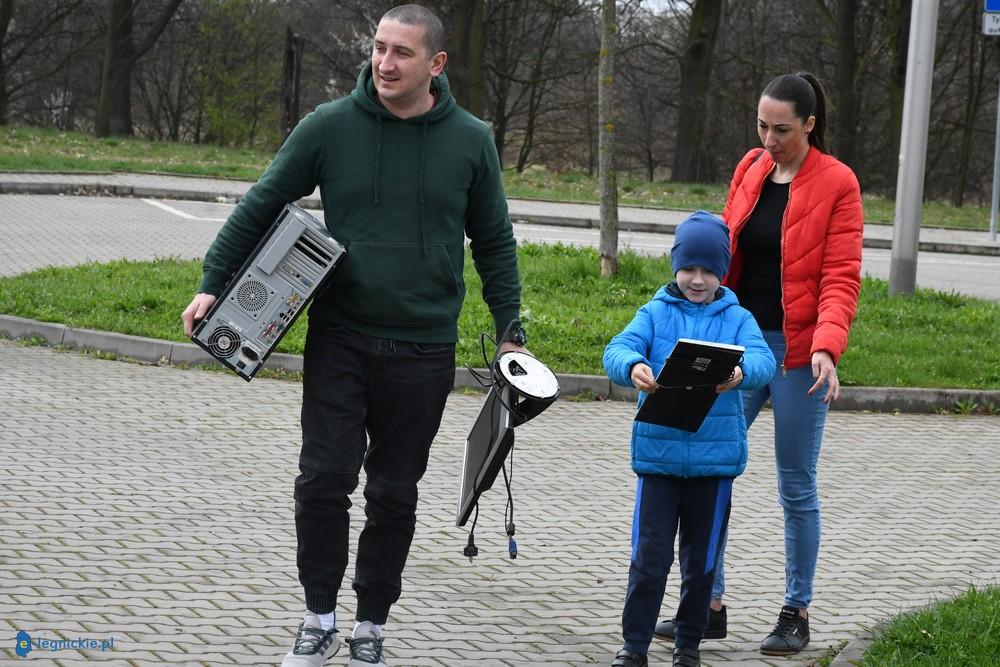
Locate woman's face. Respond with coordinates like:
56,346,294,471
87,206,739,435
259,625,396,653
757,95,815,166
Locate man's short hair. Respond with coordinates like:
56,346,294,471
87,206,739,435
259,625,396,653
381,4,445,57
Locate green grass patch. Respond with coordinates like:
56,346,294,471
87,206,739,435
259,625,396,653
2,125,992,230
1,247,999,389
860,586,1000,666
0,126,272,181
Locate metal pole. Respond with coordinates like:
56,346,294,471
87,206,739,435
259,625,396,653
889,0,940,296
992,75,1000,242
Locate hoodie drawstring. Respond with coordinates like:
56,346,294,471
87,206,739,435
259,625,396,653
418,118,429,253
373,115,382,205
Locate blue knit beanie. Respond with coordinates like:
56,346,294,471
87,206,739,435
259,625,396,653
670,210,731,280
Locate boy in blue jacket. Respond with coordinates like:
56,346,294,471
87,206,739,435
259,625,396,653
604,211,776,667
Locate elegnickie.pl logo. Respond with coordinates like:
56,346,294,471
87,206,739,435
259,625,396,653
14,630,116,657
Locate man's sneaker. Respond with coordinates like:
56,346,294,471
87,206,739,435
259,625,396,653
672,646,701,667
281,611,340,667
654,605,727,641
348,621,388,666
759,605,810,655
610,648,648,667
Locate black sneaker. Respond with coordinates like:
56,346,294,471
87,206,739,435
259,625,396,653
672,646,701,667
610,648,648,667
654,605,727,641
281,611,340,667
759,605,810,655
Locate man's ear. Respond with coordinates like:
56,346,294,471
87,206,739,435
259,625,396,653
430,51,447,76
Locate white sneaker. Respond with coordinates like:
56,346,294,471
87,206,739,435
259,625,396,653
347,621,388,666
281,611,340,666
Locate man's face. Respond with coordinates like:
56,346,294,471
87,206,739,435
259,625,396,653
372,19,445,116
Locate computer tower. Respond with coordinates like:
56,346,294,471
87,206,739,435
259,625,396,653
192,203,346,381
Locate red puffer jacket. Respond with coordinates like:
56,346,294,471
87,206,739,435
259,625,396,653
721,145,863,370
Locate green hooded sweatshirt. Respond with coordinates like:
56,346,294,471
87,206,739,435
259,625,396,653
198,63,520,343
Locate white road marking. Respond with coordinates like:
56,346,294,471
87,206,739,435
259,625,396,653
142,198,226,221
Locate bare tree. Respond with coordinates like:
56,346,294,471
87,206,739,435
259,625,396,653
447,0,486,117
95,0,183,137
599,0,619,277
671,0,723,182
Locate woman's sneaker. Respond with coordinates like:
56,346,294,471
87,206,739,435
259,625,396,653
348,621,388,666
610,648,648,667
759,605,810,655
654,605,727,641
281,612,340,666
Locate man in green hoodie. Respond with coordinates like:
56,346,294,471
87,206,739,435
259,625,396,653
181,5,525,666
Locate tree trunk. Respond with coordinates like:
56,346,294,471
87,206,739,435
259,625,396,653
96,0,136,137
834,0,858,166
952,6,986,207
0,0,13,125
598,0,618,278
448,0,485,118
671,0,723,183
95,0,183,137
281,26,305,142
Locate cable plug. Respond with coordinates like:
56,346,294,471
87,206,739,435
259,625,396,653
506,522,517,559
463,532,478,562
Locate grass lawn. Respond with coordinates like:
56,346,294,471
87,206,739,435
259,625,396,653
1,125,993,231
859,586,1000,666
1,245,999,392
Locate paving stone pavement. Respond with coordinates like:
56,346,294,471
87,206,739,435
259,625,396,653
2,340,999,665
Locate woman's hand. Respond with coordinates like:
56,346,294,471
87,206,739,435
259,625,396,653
716,365,743,393
631,363,659,393
808,350,840,403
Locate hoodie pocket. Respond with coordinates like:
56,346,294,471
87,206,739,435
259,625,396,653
335,241,463,326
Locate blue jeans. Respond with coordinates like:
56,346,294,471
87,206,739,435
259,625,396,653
711,330,829,609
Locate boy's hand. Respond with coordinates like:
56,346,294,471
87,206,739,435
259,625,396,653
631,363,658,393
716,365,743,393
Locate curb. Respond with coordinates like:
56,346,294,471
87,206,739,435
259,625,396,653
2,179,998,257
3,314,999,414
0,179,324,211
829,627,873,667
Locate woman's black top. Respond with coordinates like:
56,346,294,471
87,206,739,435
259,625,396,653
735,179,789,331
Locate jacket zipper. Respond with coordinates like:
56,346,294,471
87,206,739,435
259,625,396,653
779,185,790,376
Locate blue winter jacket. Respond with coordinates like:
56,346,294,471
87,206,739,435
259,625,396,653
603,285,775,478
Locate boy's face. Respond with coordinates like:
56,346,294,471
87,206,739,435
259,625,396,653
675,267,720,304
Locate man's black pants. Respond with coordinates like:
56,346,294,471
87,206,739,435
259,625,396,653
294,322,455,624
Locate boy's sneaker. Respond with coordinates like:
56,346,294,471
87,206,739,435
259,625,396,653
672,646,701,667
654,605,727,641
610,648,648,667
348,621,388,666
281,611,340,667
759,605,810,655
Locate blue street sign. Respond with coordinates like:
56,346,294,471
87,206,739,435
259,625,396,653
987,0,1000,13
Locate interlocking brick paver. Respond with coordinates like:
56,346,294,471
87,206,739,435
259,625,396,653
2,339,999,665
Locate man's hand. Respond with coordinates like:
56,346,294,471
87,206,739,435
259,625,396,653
808,350,840,403
181,293,218,337
497,340,528,356
716,365,743,393
630,362,658,393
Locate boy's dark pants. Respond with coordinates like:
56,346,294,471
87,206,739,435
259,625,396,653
294,322,455,624
622,474,733,654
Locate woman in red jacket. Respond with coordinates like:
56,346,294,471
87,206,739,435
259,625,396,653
655,72,863,656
